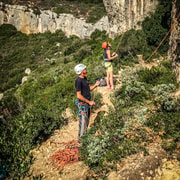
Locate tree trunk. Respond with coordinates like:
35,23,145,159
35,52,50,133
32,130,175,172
168,0,180,82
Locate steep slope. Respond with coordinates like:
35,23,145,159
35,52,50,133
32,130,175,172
27,60,180,179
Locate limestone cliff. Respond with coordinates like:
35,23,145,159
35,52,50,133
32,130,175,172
0,1,159,39
0,2,109,39
103,0,158,38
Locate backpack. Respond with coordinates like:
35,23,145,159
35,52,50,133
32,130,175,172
96,77,107,87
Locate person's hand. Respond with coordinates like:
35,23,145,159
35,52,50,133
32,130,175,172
112,52,116,56
95,81,100,87
89,101,95,106
112,52,118,57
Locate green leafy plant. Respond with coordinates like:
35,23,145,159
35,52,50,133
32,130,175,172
151,84,178,112
138,63,177,86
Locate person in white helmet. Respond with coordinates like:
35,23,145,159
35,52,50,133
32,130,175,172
74,64,100,141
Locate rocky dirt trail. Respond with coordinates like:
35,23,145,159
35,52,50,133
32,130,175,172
28,60,180,180
27,85,116,180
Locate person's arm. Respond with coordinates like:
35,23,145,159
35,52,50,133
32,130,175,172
76,91,95,106
107,49,118,60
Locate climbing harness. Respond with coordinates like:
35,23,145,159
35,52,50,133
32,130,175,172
75,98,90,117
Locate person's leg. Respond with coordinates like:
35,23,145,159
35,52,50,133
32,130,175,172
106,71,110,88
78,110,89,141
105,62,111,88
78,113,86,138
109,71,114,89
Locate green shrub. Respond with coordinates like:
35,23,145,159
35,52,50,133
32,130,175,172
73,49,92,63
151,84,178,112
0,116,34,179
0,24,17,37
86,3,106,23
53,5,71,14
142,1,172,53
90,29,107,40
138,65,177,86
117,30,148,64
64,41,82,56
80,127,111,167
146,111,180,140
1,89,22,116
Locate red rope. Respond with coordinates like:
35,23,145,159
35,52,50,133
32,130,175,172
49,140,81,171
115,29,126,53
145,12,180,62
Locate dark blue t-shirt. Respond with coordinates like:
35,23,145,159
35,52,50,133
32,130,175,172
75,77,91,100
103,48,112,62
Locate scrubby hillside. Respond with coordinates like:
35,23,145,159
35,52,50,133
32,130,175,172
0,1,179,179
1,0,105,23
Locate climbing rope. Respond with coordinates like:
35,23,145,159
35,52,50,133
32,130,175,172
145,11,180,62
115,30,126,71
49,140,81,171
115,30,126,53
89,86,97,123
116,11,180,80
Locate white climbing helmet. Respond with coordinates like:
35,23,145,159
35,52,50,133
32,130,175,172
74,64,86,74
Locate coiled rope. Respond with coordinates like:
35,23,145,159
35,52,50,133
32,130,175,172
49,140,81,171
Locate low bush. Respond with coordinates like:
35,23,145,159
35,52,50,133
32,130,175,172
142,1,172,53
138,62,177,86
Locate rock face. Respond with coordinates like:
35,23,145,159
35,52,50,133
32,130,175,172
0,1,158,39
103,0,159,38
168,0,180,82
0,2,109,39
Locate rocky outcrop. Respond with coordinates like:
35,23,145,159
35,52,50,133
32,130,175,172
103,0,159,38
0,2,109,39
168,0,180,82
0,1,159,39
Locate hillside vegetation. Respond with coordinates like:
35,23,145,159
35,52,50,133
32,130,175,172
0,1,179,179
2,0,105,23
